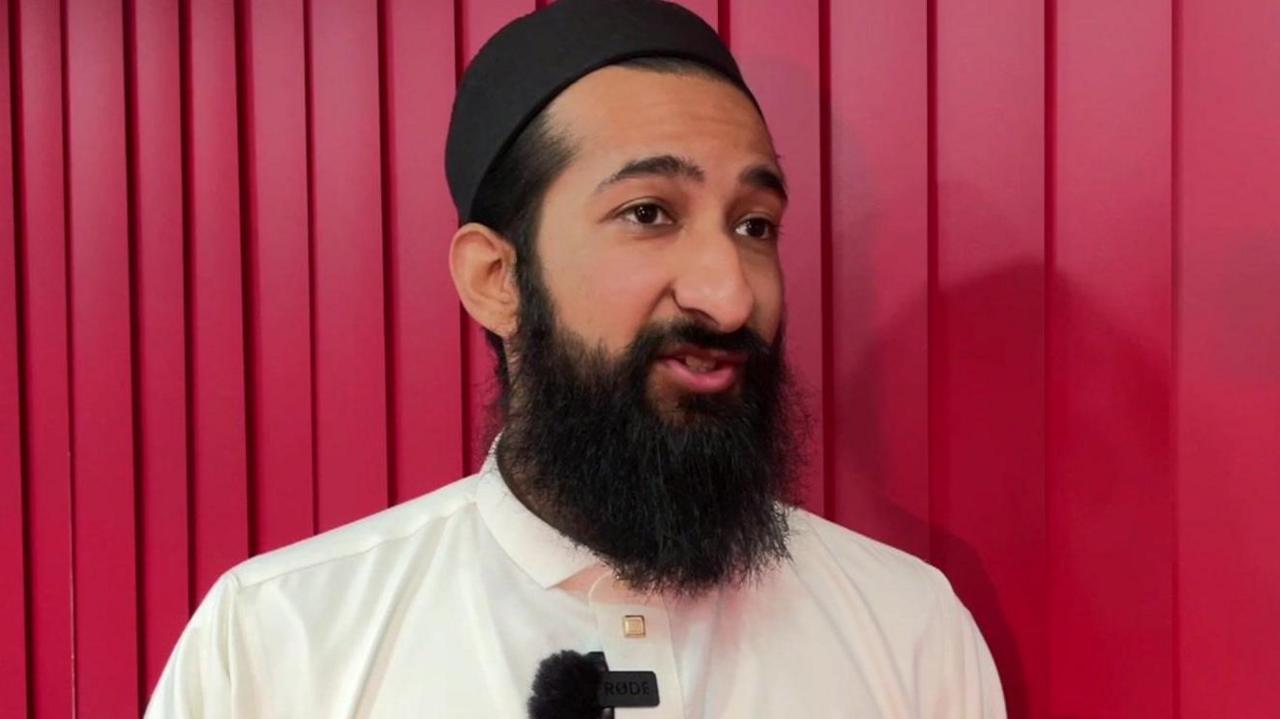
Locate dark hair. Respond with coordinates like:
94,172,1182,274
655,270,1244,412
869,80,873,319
467,109,572,404
467,56,747,402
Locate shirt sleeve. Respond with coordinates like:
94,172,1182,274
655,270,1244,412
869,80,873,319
914,571,1008,719
144,572,259,718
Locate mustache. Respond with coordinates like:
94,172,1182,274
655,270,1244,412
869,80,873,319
625,320,777,366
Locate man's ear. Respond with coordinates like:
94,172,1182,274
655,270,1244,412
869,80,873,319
449,222,519,339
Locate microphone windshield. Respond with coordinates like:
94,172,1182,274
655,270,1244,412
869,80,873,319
528,650,605,719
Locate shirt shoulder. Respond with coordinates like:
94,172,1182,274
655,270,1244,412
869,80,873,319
146,475,494,716
227,473,483,590
786,510,1007,717
788,509,955,626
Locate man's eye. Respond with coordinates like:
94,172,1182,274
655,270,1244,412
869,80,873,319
621,203,673,226
736,217,778,240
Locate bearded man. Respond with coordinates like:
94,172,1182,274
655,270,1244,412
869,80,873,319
146,1,1005,717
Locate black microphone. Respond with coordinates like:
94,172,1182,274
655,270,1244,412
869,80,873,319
528,650,661,718
528,650,609,719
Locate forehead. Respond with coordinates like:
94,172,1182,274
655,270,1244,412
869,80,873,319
543,65,776,169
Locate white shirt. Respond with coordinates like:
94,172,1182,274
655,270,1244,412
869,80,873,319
146,446,1006,718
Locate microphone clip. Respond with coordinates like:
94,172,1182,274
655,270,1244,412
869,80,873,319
587,651,661,710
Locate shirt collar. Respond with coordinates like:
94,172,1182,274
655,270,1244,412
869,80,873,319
475,436,603,589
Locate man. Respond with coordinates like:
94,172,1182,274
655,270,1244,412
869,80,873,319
146,1,1005,716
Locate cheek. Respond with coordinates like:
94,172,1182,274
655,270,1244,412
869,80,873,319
744,254,785,342
544,249,671,352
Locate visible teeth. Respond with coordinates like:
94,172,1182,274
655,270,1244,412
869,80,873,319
682,355,716,372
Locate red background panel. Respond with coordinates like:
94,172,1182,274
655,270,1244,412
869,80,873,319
11,1,76,716
933,2,1047,715
309,0,389,531
3,1,1278,716
129,0,191,696
186,0,249,600
827,0,931,563
1177,0,1280,714
381,0,466,502
65,1,140,715
242,0,314,554
0,7,28,719
1050,0,1174,715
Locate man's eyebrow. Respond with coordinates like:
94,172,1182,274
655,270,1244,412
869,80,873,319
592,154,789,204
739,164,788,203
593,154,706,194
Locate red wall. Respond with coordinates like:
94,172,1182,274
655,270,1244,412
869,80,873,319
3,1,1278,717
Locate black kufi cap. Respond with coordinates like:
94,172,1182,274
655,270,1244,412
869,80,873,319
445,0,757,224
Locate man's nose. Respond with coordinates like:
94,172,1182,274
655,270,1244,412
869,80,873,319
670,226,755,333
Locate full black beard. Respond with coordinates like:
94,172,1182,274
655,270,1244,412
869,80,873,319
495,272,807,597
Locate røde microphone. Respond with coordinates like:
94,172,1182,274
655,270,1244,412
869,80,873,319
528,650,660,718
529,650,606,719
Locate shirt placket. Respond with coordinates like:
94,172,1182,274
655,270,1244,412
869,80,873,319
588,574,687,719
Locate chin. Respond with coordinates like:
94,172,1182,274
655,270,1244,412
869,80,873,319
645,391,744,433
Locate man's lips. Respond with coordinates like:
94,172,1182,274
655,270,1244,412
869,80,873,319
654,345,747,394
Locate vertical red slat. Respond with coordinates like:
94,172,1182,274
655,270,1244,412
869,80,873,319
308,0,388,530
827,0,930,558
242,0,313,551
1177,0,1280,714
0,3,30,715
727,0,826,515
65,0,139,714
130,0,189,696
382,0,464,502
1049,0,1174,716
931,1,1046,717
457,0,538,473
13,0,75,715
187,0,249,598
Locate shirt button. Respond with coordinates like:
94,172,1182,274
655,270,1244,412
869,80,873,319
622,614,646,638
